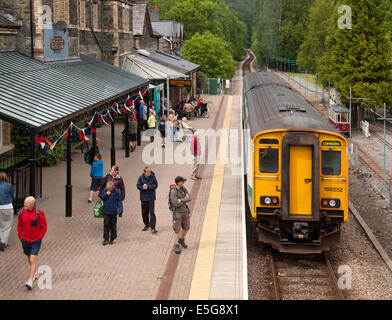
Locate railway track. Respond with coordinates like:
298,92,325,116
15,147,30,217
371,130,392,151
269,250,344,300
243,49,255,76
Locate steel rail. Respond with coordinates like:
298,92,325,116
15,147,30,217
323,252,345,300
268,250,281,300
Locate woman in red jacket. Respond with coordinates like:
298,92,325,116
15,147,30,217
17,196,47,290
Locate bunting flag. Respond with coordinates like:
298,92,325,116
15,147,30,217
42,145,48,156
79,129,88,141
123,103,132,112
107,111,114,123
111,103,118,114
32,91,146,152
35,137,54,146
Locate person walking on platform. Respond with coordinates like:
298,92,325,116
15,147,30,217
128,113,138,152
17,196,47,290
169,110,180,142
0,171,15,251
100,181,123,245
137,167,158,234
88,153,104,203
147,111,157,142
99,165,126,201
170,176,191,254
158,114,167,148
190,130,202,180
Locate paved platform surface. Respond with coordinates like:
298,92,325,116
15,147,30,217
0,78,247,300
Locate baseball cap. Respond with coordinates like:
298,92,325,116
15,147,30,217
175,176,187,184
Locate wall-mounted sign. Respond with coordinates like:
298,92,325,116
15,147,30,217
169,79,192,87
50,36,65,52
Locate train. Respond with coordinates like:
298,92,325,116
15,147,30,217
242,70,348,254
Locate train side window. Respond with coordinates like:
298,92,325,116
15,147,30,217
259,148,279,173
322,150,341,175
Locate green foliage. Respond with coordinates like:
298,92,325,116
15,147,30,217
319,0,392,112
181,32,236,78
296,0,335,73
39,132,65,167
10,126,30,155
10,127,65,167
225,0,255,47
160,0,246,60
252,0,314,63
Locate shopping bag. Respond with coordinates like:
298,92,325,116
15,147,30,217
93,199,103,218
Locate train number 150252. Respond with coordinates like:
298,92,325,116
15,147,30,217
324,187,343,192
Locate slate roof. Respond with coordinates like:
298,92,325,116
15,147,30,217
0,52,149,131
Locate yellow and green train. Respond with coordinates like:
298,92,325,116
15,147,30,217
243,71,348,254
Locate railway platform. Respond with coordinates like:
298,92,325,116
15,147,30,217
0,66,247,300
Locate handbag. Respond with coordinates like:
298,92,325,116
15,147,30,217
93,199,103,218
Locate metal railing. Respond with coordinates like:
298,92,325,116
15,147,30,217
0,154,43,214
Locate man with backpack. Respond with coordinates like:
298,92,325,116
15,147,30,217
17,196,47,290
169,176,191,254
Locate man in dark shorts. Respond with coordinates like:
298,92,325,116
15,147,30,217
17,196,47,290
170,176,191,254
158,114,167,148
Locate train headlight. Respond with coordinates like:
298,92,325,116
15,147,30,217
261,196,279,206
321,198,340,208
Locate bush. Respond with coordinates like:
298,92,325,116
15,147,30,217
10,127,65,167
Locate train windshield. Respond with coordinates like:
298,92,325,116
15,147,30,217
259,148,279,173
322,151,341,175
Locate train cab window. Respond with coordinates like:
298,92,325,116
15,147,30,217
322,150,341,175
259,148,279,173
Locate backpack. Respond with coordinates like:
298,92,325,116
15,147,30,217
84,147,91,164
19,207,40,219
168,184,177,211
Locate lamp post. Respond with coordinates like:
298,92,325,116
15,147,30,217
377,103,392,195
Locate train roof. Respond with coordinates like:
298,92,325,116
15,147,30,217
244,71,341,139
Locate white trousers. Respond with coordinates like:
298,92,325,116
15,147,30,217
0,208,14,244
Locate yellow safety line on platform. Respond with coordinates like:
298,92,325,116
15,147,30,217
188,96,233,300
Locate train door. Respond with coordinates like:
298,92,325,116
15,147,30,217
289,146,312,215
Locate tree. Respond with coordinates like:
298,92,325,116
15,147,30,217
181,32,236,78
322,0,392,127
161,0,246,59
296,0,335,73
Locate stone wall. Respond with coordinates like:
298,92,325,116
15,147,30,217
0,0,134,66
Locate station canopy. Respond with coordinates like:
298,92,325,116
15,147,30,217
0,52,149,132
122,52,186,81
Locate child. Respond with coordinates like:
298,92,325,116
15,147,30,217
89,153,103,203
158,114,167,148
147,111,156,142
100,181,123,245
